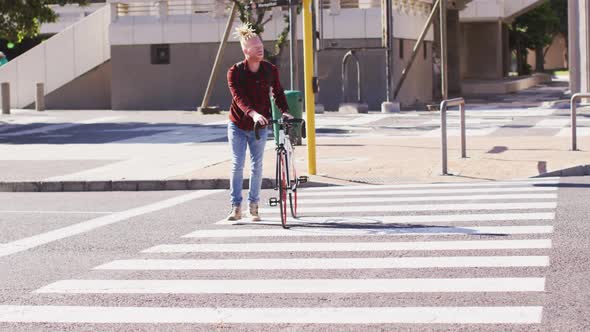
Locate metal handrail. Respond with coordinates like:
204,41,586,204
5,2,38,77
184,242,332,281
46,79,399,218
341,50,362,103
115,0,219,16
440,97,466,175
570,93,590,151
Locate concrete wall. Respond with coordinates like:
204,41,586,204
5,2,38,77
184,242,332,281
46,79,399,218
41,3,106,34
316,39,433,110
45,61,112,110
110,41,306,110
111,43,223,110
110,38,433,111
460,21,505,80
0,6,110,108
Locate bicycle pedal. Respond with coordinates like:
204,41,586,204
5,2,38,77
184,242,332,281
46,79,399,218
298,176,308,184
268,197,279,207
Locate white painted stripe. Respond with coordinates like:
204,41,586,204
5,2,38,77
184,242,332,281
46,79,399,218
0,116,123,137
0,210,114,214
302,178,559,192
0,305,543,324
557,127,590,137
534,119,570,127
298,193,557,205
259,202,556,214
463,109,555,117
35,278,545,294
78,116,125,124
348,114,393,125
422,127,500,137
0,116,57,127
184,226,554,238
299,187,557,197
216,212,555,225
95,256,549,270
423,118,512,125
0,190,217,258
143,239,552,253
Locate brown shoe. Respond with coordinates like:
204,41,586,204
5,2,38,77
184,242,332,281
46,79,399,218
249,203,261,221
227,206,242,221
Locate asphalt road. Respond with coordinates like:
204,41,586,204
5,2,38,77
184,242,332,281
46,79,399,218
0,176,589,331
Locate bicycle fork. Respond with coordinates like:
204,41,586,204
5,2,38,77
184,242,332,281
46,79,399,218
269,147,287,207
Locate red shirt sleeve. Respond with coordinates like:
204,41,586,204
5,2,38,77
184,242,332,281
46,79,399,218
227,65,256,116
270,65,290,114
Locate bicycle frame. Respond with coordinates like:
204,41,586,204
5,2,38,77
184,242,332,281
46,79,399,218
274,124,296,192
254,117,307,228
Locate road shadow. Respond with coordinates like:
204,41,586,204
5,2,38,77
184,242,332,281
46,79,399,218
0,122,227,145
236,218,510,237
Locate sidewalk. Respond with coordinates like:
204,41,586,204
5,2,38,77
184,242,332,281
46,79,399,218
182,135,590,185
0,81,588,191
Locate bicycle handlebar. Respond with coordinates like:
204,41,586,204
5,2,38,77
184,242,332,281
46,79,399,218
254,118,306,141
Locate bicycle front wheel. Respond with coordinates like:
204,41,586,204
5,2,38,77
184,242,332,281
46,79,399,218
278,152,288,229
289,155,298,218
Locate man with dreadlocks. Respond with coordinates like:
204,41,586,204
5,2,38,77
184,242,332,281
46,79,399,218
226,23,293,221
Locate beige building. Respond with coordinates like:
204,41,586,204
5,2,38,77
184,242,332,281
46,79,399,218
0,0,563,110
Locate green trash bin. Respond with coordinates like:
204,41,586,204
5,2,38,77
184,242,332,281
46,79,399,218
271,90,303,145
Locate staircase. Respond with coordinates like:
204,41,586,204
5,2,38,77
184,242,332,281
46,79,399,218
0,5,110,109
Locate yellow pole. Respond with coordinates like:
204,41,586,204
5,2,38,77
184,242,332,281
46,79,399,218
302,0,317,175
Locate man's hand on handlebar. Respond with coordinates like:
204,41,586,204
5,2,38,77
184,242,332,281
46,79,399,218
282,112,294,120
251,111,268,126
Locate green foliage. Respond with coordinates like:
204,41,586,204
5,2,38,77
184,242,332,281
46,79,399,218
512,1,559,49
509,0,565,73
231,0,299,64
0,1,89,42
549,0,568,39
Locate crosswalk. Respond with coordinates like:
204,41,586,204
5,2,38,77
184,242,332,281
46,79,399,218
0,177,559,327
2,110,589,141
315,111,590,138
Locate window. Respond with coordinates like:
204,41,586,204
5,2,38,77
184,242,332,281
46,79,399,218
151,44,170,65
423,41,427,60
399,39,404,59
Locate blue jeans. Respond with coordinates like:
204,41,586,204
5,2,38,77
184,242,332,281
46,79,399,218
228,122,268,207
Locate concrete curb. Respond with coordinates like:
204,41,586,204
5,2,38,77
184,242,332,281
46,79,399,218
0,178,335,192
1,165,589,192
535,164,590,178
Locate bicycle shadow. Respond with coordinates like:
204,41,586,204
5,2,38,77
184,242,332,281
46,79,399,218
236,216,511,237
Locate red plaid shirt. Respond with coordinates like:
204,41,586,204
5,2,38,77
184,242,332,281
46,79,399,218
227,60,290,131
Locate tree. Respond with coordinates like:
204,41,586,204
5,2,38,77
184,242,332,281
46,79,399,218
547,0,568,64
0,1,89,42
231,0,298,65
509,0,560,74
549,0,568,40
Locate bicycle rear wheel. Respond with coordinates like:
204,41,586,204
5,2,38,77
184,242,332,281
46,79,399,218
278,152,288,229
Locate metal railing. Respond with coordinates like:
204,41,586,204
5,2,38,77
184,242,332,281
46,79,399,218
319,0,432,12
341,50,362,104
113,0,432,16
440,97,466,175
570,93,590,151
114,0,220,17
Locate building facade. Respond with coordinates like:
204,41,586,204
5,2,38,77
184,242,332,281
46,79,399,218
0,0,558,110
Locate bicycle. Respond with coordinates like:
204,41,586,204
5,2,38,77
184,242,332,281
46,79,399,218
255,117,307,229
